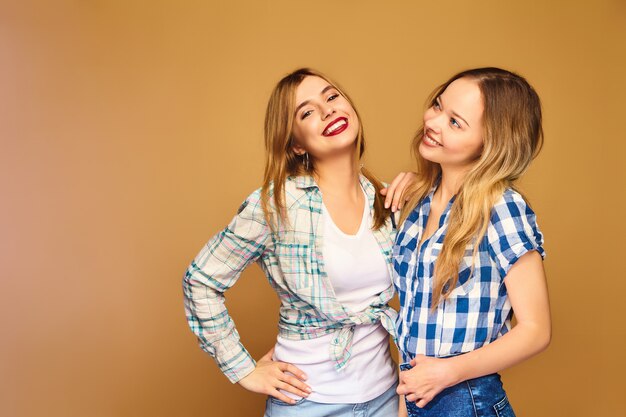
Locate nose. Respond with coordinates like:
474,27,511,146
424,108,443,133
321,105,335,120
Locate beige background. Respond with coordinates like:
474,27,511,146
1,1,625,416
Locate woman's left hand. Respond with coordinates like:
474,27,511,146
396,355,458,408
380,172,417,212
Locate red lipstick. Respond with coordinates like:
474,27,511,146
322,117,348,137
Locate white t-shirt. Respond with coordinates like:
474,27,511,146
273,188,397,403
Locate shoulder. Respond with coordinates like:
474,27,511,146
490,188,536,224
251,177,316,223
487,187,543,248
359,175,379,199
283,176,317,208
236,187,264,217
243,177,308,208
223,187,271,241
486,188,545,274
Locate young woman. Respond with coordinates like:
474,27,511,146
183,68,413,417
394,68,551,417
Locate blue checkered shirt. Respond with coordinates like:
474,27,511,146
394,187,544,362
183,175,397,383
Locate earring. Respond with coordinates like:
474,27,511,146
303,152,310,171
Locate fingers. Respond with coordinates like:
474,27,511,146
271,389,299,405
405,394,432,408
384,171,417,211
279,367,312,395
415,398,430,408
410,354,425,366
415,397,432,408
238,357,313,402
384,172,406,210
404,388,434,408
283,374,312,394
397,372,412,388
391,174,412,212
276,377,312,398
281,362,308,381
405,393,419,403
277,362,311,396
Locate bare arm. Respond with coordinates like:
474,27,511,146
397,251,551,407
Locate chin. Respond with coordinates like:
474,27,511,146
418,143,440,163
335,130,359,147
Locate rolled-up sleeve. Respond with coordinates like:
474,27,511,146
182,189,271,383
487,190,545,279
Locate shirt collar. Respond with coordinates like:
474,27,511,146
290,174,375,196
291,175,318,189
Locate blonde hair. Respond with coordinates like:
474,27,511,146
261,68,390,232
400,67,543,309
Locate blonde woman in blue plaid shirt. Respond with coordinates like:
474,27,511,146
394,68,551,417
183,68,415,417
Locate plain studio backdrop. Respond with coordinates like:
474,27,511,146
1,1,624,416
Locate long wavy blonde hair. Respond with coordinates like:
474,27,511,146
400,67,544,309
261,68,390,232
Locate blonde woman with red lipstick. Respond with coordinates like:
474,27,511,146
183,68,414,417
394,68,551,417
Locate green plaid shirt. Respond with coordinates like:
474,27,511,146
183,175,397,383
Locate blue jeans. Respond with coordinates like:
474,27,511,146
263,382,398,417
400,363,515,417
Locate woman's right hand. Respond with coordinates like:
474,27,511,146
380,171,417,212
237,347,312,404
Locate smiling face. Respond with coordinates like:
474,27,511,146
291,76,360,161
419,77,484,172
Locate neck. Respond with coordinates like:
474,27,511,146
313,152,361,199
436,165,469,203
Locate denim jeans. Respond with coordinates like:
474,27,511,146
400,363,515,417
263,382,398,417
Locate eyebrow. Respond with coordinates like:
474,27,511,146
438,96,471,128
295,85,336,114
